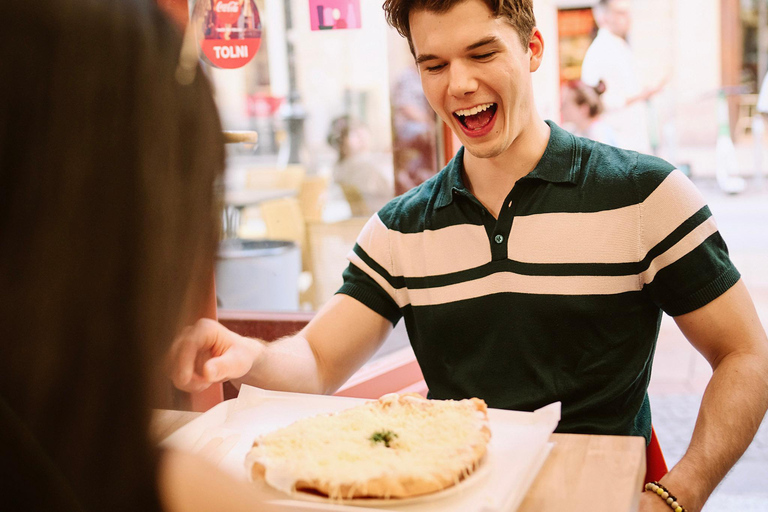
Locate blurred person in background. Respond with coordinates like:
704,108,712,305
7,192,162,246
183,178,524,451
0,1,277,511
560,79,617,146
327,115,393,216
390,66,440,193
580,0,665,153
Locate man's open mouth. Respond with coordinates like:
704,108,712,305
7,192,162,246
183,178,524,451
453,103,497,131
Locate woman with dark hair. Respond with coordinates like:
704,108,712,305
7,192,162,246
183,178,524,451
560,79,618,146
0,1,274,510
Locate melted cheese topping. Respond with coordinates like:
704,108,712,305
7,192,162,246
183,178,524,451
246,394,490,499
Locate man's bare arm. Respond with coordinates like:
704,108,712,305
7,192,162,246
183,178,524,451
169,295,393,395
645,280,768,512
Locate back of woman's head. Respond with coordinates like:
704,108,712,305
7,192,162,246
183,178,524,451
0,1,224,509
564,79,607,118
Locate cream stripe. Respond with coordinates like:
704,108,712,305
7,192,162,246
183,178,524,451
508,206,639,263
406,273,641,307
507,169,706,264
388,224,491,277
347,250,409,308
641,169,708,254
354,214,393,275
642,217,719,285
355,214,492,278
348,220,718,308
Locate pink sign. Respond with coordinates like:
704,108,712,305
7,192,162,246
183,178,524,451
309,0,361,31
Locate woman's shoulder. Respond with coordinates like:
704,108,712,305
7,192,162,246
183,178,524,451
158,449,281,512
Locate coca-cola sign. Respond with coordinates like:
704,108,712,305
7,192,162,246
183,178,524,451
192,0,262,69
214,0,241,25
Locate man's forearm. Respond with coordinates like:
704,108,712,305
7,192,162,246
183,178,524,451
660,351,768,511
232,334,326,395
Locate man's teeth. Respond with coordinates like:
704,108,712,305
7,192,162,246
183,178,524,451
455,103,494,117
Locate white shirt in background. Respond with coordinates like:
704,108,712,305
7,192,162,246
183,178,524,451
581,28,651,154
757,71,768,114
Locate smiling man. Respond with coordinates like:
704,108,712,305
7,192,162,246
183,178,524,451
169,2,768,511
404,0,549,217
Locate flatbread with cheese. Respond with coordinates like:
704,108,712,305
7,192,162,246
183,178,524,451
245,393,491,500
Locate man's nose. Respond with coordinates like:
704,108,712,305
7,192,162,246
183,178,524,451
447,62,478,97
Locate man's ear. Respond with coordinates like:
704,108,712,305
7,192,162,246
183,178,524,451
529,28,544,72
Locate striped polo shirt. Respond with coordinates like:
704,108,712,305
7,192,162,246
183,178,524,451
338,121,739,442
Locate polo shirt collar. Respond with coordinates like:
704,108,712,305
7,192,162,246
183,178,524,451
434,120,581,209
434,147,468,209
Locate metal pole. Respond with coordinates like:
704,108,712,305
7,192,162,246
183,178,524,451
759,0,768,87
282,0,307,166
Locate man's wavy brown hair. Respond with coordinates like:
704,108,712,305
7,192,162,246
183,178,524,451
383,0,536,55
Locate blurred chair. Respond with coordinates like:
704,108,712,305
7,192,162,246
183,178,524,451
245,164,305,190
260,197,306,246
234,165,304,240
339,184,369,217
306,217,369,310
298,174,330,223
259,196,312,306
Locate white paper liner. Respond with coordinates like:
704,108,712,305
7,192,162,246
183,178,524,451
162,385,560,512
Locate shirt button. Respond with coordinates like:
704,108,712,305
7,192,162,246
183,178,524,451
494,234,504,244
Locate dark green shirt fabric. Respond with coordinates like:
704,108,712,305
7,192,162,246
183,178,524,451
338,121,739,443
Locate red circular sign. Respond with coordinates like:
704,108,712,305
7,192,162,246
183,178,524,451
213,0,242,26
192,0,261,69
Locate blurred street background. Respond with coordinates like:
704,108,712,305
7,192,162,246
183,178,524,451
650,171,768,512
197,0,768,507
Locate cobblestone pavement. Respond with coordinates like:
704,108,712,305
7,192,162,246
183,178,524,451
649,178,768,512
650,394,768,511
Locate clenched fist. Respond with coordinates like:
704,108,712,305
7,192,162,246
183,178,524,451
167,318,261,392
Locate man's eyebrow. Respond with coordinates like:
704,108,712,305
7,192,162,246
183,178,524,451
465,36,499,52
415,36,499,65
415,53,439,65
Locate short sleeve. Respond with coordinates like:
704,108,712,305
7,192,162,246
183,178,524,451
335,214,403,325
637,167,740,316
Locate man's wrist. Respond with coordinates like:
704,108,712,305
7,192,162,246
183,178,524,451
655,464,708,512
229,335,265,388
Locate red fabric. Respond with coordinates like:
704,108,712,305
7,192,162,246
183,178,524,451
190,272,224,412
645,426,669,484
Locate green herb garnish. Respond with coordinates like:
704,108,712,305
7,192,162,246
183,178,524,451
370,429,398,448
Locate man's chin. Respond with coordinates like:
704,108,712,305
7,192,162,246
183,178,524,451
462,142,505,160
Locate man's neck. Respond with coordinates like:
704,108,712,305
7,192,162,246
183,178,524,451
461,117,550,218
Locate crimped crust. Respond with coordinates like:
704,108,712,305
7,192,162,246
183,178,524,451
247,393,491,500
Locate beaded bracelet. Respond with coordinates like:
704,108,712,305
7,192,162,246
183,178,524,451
644,481,687,512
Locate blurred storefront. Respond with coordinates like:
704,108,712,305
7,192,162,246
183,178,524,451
156,0,768,314
547,0,768,169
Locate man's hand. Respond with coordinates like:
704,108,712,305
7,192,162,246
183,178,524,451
166,296,394,396
167,318,261,393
